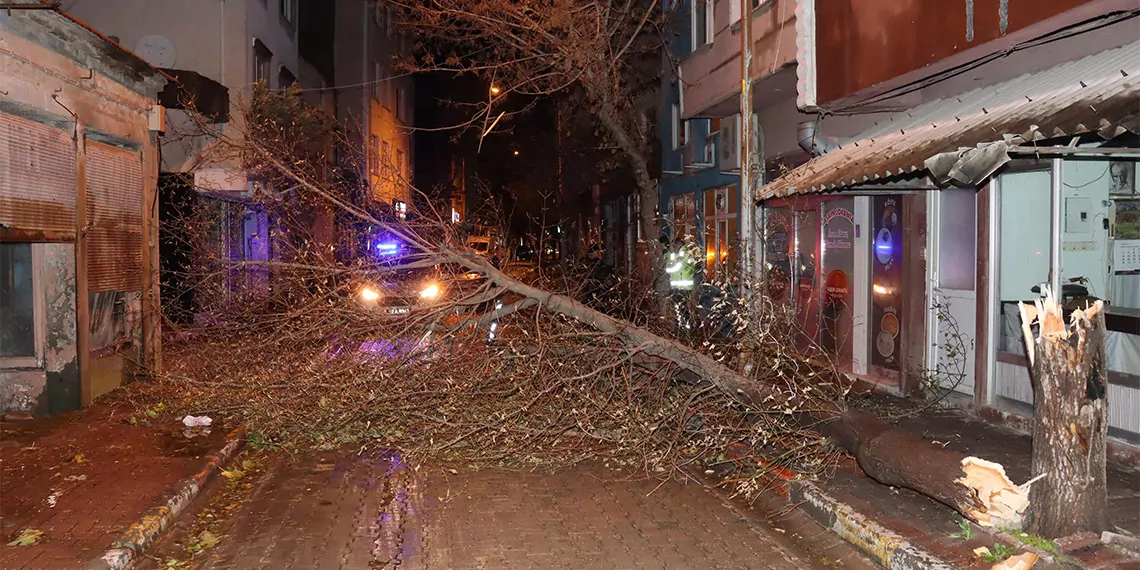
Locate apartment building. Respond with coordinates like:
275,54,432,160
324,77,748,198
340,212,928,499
335,0,415,212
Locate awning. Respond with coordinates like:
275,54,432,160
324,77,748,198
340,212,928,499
761,40,1140,199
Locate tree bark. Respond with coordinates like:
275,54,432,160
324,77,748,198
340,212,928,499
824,409,1029,529
1019,293,1111,539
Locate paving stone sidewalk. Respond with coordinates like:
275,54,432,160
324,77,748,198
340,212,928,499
151,449,878,569
0,400,232,570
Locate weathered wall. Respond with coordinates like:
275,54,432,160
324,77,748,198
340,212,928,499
0,244,79,415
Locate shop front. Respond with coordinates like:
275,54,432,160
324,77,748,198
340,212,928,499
760,193,921,384
758,40,1140,450
986,156,1140,445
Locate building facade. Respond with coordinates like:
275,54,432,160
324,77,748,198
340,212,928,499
335,0,415,211
669,0,1140,453
0,4,167,414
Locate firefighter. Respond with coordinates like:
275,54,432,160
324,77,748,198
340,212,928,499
665,237,698,330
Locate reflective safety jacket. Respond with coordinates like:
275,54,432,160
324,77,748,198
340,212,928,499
666,248,695,290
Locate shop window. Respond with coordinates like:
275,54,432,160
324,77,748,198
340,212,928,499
938,189,977,291
763,206,793,304
794,208,821,351
997,170,1051,357
820,199,855,366
0,243,36,361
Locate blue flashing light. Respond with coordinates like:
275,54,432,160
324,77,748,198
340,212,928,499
874,241,892,253
375,241,401,256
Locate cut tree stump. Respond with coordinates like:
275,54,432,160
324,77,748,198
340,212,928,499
1019,289,1111,539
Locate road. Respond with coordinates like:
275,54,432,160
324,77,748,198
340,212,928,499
141,450,877,570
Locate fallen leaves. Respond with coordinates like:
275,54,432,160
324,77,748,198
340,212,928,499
196,530,219,550
6,529,44,547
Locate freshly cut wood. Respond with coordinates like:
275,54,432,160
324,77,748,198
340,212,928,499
992,552,1039,570
957,457,1031,528
825,409,1029,529
1019,289,1111,538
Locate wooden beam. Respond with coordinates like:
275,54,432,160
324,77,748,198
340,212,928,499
75,121,91,407
140,131,162,374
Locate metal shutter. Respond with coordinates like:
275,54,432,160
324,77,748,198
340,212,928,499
86,141,143,292
0,113,76,234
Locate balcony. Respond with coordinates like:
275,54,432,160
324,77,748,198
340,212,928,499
679,0,796,119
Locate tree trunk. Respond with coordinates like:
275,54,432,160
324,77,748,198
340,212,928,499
825,409,1029,529
1019,293,1111,539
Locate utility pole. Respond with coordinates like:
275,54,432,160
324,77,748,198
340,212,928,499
738,0,754,284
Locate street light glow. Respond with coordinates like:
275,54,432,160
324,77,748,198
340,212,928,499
513,150,519,156
490,85,502,95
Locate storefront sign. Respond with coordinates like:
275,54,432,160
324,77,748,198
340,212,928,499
871,196,903,370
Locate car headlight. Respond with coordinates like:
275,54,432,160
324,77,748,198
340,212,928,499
419,283,441,299
461,272,481,280
360,287,381,302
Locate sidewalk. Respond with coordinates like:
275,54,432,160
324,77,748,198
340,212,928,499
0,398,234,570
726,392,1140,570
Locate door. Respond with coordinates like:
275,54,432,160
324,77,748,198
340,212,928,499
929,189,978,395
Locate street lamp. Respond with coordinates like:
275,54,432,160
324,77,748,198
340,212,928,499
513,150,519,156
490,85,502,96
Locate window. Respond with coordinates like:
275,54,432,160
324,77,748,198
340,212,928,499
692,0,713,47
394,200,407,220
278,67,297,89
0,243,37,363
281,0,297,26
373,1,386,29
395,86,406,121
671,104,688,149
386,5,395,37
369,134,380,174
701,119,718,164
396,149,405,180
372,61,384,104
253,40,273,86
730,0,740,25
382,141,391,175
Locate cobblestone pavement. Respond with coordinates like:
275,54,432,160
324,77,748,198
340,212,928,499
0,401,232,570
170,450,876,570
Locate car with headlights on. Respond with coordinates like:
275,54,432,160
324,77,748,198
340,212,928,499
354,235,489,319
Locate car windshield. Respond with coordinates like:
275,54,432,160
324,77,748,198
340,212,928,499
473,241,490,253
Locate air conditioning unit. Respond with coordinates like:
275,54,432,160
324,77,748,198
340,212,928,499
719,114,740,171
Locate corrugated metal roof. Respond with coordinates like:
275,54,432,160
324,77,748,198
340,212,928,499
761,40,1140,199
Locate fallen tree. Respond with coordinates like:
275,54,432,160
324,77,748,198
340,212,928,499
151,86,1046,535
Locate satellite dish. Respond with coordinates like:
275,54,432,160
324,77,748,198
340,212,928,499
134,35,176,68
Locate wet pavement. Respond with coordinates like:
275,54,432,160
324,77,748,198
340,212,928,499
0,400,232,570
144,450,878,569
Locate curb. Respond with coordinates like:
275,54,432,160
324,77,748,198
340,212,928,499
85,426,247,570
790,481,956,570
721,443,956,570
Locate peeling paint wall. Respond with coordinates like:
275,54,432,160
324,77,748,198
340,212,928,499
0,244,78,415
